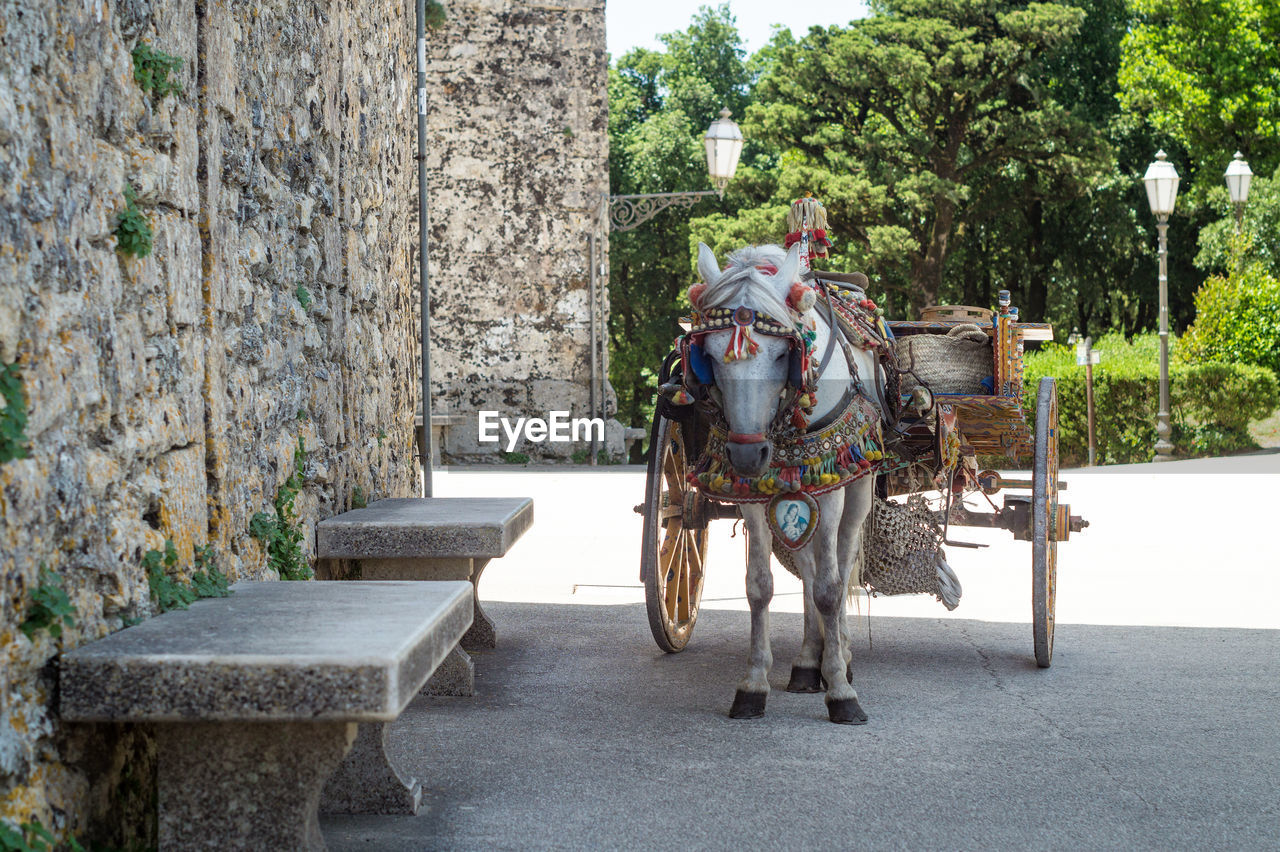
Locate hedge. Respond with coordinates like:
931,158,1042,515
1016,334,1278,466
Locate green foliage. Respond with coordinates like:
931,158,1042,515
144,540,230,614
190,545,231,599
1179,249,1280,377
351,486,367,509
608,6,755,456
424,0,447,30
131,41,183,100
114,185,153,258
1195,170,1280,277
0,819,85,852
744,0,1095,311
19,566,76,641
1,360,30,463
294,284,313,310
501,451,530,464
1118,0,1280,179
1021,334,1279,464
249,436,312,580
144,540,195,613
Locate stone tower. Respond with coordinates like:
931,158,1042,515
423,0,610,461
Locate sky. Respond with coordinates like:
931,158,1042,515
606,0,871,61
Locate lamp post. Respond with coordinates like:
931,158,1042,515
1068,329,1099,466
1224,151,1253,234
1142,150,1180,462
585,108,745,462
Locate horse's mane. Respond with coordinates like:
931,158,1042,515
699,244,796,324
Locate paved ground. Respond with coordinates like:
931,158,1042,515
322,455,1280,850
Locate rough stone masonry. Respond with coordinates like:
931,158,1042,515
0,0,606,845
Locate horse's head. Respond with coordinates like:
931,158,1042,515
689,242,813,477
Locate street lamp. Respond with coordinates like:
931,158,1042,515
1224,151,1253,233
704,108,745,194
605,109,745,231
584,108,746,462
1142,150,1180,462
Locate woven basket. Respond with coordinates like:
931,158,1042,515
894,325,992,394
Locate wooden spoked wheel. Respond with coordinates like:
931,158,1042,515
1031,376,1059,668
641,414,708,653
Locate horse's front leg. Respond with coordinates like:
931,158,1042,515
730,504,773,719
811,489,868,725
785,582,825,693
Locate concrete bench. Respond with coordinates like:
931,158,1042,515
316,497,533,694
60,580,471,849
414,411,466,467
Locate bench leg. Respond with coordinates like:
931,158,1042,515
423,645,474,697
361,557,497,650
462,558,496,651
319,722,421,815
156,720,355,851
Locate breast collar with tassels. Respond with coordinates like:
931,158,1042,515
666,282,894,504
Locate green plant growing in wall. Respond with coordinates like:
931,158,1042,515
190,544,232,598
115,185,153,258
145,541,232,613
1,361,30,463
145,540,196,613
0,819,85,852
249,436,312,580
351,486,368,509
131,41,184,100
19,566,76,641
294,283,313,310
425,1,447,30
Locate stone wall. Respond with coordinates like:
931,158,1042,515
0,0,418,844
423,0,610,461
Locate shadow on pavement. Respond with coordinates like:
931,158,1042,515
323,601,1280,850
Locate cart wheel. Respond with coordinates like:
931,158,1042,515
1031,376,1059,668
641,414,708,653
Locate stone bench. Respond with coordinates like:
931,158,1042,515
60,580,472,849
414,411,466,467
316,497,533,694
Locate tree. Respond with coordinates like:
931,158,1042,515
1119,0,1280,181
607,5,755,456
744,0,1095,312
1196,168,1280,278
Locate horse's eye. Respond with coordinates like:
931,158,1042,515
775,351,788,363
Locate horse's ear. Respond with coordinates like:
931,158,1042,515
775,242,802,286
697,242,721,285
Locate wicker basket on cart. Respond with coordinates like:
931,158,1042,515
894,323,993,395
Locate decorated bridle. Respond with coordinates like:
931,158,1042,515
667,270,821,439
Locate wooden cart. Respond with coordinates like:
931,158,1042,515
637,291,1087,667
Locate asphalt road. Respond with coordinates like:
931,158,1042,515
322,456,1280,850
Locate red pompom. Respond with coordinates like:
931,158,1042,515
689,283,707,307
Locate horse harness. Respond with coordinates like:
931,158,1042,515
661,277,901,505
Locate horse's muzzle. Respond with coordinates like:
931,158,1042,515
726,437,773,477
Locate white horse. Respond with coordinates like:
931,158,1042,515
692,242,882,725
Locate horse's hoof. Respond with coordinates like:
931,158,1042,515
729,690,767,719
826,696,868,725
786,666,823,693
